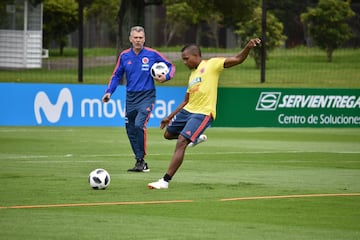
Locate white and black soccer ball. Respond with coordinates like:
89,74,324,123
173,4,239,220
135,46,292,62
88,168,110,190
150,62,169,78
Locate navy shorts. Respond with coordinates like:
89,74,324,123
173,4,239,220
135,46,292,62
167,109,212,142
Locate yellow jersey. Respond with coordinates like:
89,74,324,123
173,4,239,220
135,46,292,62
184,58,225,119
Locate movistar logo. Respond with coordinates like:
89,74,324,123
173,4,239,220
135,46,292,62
256,92,281,111
34,88,73,124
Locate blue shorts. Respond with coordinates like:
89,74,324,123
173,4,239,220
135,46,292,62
167,109,212,142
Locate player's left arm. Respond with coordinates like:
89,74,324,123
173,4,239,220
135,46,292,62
224,38,261,68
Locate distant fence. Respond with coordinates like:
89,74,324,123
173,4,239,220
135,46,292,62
0,83,358,127
1,48,358,90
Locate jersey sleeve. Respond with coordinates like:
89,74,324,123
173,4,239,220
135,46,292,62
153,50,176,81
105,54,125,94
209,57,225,72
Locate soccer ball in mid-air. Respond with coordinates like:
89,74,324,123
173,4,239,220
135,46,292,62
150,62,169,78
88,168,110,190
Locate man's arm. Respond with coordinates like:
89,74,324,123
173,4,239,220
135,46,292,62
224,38,261,68
153,74,167,83
153,60,176,83
160,93,189,129
102,55,124,102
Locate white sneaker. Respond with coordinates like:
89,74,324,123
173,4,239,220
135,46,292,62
148,178,169,189
188,134,207,147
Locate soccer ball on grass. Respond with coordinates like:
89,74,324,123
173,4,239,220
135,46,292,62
88,168,110,190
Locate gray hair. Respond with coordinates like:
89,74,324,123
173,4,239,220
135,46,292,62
130,26,145,36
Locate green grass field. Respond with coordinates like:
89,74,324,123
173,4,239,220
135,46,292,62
1,47,359,88
0,127,359,239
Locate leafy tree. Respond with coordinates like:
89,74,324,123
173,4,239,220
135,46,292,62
43,0,78,55
301,0,355,62
0,0,43,29
236,7,286,68
268,0,317,48
162,0,223,46
85,0,120,46
0,0,15,29
162,0,256,47
29,0,43,6
162,1,196,46
116,0,146,50
116,0,162,50
213,0,257,27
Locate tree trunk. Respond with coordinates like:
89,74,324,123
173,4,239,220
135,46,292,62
95,18,101,47
117,0,145,53
195,24,201,45
327,48,333,62
59,38,66,55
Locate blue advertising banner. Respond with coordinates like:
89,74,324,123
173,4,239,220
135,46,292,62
1,83,359,127
0,83,186,127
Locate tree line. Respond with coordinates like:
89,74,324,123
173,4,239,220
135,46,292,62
10,0,357,63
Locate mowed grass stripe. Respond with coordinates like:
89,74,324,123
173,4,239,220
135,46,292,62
1,192,359,209
0,199,194,209
1,150,359,161
0,127,359,240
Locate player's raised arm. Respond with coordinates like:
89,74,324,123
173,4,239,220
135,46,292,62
224,38,261,68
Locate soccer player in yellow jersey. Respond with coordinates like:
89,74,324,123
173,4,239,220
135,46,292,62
148,38,261,189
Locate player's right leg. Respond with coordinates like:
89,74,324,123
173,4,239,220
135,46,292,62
183,113,212,147
148,134,188,189
164,109,189,140
187,134,207,147
148,112,212,189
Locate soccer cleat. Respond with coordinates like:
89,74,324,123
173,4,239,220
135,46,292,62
141,162,150,172
127,160,150,172
188,134,207,147
148,178,169,189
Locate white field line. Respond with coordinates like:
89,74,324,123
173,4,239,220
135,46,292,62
0,151,360,162
0,150,359,161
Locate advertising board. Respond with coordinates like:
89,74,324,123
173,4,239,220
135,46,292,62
214,88,360,127
0,83,358,127
0,83,185,127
